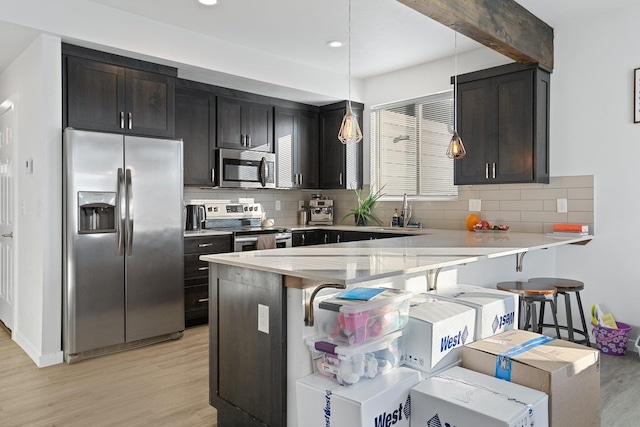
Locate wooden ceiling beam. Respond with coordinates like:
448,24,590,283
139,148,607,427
397,0,554,70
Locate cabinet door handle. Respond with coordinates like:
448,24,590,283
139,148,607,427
128,112,133,129
198,298,209,303
246,134,251,147
198,266,210,271
299,173,303,186
301,234,305,244
339,172,343,186
198,243,213,248
120,112,125,129
492,162,496,179
324,234,328,244
211,168,215,183
337,235,341,243
485,163,489,179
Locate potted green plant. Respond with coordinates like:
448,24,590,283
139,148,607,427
340,186,385,226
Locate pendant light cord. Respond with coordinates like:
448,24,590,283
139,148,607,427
453,31,457,130
348,0,352,109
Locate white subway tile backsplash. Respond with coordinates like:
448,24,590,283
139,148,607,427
500,200,543,211
520,188,567,200
479,189,522,200
568,200,595,212
568,187,594,200
568,211,594,224
184,175,594,232
522,211,569,223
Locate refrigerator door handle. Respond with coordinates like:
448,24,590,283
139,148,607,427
117,168,126,256
126,168,134,255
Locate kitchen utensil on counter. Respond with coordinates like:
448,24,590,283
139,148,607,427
298,210,308,226
262,218,275,228
309,198,333,225
185,204,206,231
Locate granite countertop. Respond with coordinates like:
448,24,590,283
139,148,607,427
200,228,592,285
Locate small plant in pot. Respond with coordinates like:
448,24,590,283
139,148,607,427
340,186,385,226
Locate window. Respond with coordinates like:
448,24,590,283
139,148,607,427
370,91,457,198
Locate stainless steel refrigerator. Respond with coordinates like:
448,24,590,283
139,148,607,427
63,128,184,362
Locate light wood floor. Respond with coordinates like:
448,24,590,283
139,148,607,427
1,322,638,427
0,324,216,427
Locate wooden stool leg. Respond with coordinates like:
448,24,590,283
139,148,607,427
575,290,592,347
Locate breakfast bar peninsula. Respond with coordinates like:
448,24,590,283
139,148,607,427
201,228,591,427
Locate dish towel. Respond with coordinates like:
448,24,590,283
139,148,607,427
256,234,277,250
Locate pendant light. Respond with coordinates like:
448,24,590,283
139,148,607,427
338,0,362,144
446,31,466,159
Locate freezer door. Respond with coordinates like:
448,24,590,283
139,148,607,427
64,129,125,354
124,135,184,341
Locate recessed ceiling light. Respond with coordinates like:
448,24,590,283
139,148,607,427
326,40,343,48
199,0,218,5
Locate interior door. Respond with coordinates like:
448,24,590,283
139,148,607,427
0,101,15,331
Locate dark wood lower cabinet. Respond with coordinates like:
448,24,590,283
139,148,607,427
209,264,286,427
184,234,232,327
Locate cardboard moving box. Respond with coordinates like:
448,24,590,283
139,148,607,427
411,366,549,427
462,329,600,427
427,284,519,339
404,297,475,373
296,367,420,427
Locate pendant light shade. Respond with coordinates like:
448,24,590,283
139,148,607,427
447,31,466,159
338,0,362,144
338,102,362,144
446,130,465,159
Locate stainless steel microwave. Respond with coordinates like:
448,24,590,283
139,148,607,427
214,148,276,189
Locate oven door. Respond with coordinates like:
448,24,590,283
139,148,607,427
234,232,292,252
215,149,275,189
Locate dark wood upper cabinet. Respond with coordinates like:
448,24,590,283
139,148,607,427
274,107,319,189
297,109,320,189
175,87,216,186
454,63,550,185
216,96,273,152
319,101,364,190
65,55,175,138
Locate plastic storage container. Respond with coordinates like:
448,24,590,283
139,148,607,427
315,288,412,345
306,330,405,386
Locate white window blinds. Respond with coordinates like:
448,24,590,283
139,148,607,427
371,91,457,198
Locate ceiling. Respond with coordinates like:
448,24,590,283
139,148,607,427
0,0,636,83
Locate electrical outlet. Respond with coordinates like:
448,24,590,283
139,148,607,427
258,304,269,334
469,199,482,212
557,198,568,213
275,200,281,211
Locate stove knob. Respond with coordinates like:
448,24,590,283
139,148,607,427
244,206,248,211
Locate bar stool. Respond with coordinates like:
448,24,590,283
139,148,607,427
496,281,561,338
528,277,591,347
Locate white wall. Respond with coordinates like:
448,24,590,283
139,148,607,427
0,34,63,366
551,5,640,336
